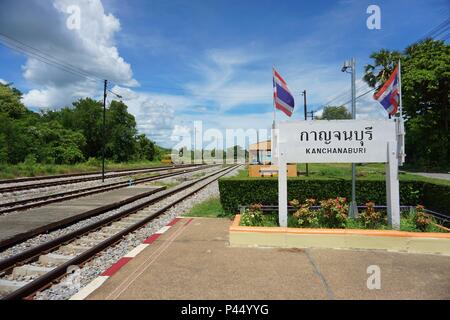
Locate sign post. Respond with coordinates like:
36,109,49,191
277,120,401,229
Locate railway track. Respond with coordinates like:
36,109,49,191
0,164,202,193
0,164,215,215
0,165,239,300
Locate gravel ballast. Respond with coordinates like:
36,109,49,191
33,166,240,300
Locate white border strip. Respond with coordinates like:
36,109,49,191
69,276,109,300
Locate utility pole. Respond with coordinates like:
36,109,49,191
301,90,309,176
256,130,260,164
342,58,358,218
102,79,107,183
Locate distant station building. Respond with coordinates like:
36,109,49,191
248,140,296,177
249,140,272,165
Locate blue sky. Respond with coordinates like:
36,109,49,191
0,0,448,147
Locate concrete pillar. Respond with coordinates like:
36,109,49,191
386,141,400,229
278,157,288,227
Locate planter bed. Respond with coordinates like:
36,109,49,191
229,214,450,255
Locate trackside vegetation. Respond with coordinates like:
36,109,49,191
0,83,169,178
218,176,450,216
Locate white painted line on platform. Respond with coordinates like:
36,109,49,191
69,276,109,300
155,226,171,234
124,244,149,258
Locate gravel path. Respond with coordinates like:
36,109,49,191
404,172,450,181
33,166,239,300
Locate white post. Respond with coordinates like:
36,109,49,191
278,155,288,227
385,141,400,229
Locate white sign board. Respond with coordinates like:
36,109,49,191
278,120,396,163
276,119,401,230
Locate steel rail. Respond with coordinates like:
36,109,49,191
0,164,196,185
0,164,203,193
0,165,238,300
0,165,215,214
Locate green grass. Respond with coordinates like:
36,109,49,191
192,172,207,179
0,160,166,179
237,163,450,186
148,181,179,189
185,197,225,218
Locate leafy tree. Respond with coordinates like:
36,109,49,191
363,49,402,90
136,134,156,161
318,105,352,120
363,39,449,169
106,100,137,162
70,98,103,158
0,84,28,119
0,85,165,166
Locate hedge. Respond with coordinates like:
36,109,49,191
218,178,449,216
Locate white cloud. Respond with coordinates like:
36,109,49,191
0,0,137,109
0,79,7,85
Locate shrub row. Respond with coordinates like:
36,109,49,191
218,178,449,215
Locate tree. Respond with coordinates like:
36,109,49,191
0,84,165,166
363,49,402,90
106,100,137,162
136,134,156,161
0,84,28,118
318,106,352,120
363,39,450,169
70,98,103,158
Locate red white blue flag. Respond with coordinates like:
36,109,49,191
373,65,400,116
273,67,295,117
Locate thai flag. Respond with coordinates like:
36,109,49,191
273,67,295,117
373,65,399,116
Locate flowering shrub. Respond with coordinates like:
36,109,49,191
290,198,318,227
412,205,434,231
318,197,348,228
359,202,385,228
240,203,264,226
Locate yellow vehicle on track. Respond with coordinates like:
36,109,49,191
161,154,173,164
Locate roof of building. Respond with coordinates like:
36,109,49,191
249,140,271,151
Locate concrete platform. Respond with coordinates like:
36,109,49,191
0,186,161,248
86,217,450,300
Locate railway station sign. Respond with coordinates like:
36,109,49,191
277,120,396,163
275,119,401,229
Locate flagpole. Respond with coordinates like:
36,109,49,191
272,66,277,166
398,59,403,119
272,66,277,127
397,59,405,165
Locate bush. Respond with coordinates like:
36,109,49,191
359,202,385,228
290,198,318,227
318,197,348,228
412,205,435,231
218,178,449,215
240,204,265,226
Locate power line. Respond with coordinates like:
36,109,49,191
0,32,105,83
340,87,376,107
322,81,369,106
420,18,450,41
